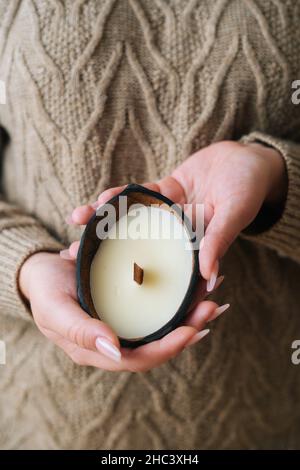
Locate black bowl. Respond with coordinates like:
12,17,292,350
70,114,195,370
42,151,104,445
76,184,200,348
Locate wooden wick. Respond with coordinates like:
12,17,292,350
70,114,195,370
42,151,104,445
133,262,144,285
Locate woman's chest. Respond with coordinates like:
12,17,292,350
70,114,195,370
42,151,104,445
1,0,298,217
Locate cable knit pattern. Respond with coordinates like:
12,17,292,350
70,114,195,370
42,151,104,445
1,0,300,449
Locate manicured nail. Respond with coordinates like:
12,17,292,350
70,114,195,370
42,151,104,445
65,215,74,225
95,337,121,362
213,275,224,290
207,262,218,292
208,303,230,322
204,275,224,299
60,249,72,260
186,329,210,347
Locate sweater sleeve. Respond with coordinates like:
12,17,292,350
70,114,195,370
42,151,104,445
0,130,64,321
240,131,300,264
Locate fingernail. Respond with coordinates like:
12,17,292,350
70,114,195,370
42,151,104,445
204,275,224,299
208,303,230,322
95,337,121,363
60,249,72,260
65,215,74,225
207,262,218,292
186,329,210,347
213,275,224,290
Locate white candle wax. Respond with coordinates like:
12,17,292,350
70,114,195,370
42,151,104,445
90,205,194,339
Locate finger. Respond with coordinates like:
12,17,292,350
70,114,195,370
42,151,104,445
184,300,219,330
200,202,248,280
41,323,196,373
69,186,131,226
60,241,80,261
37,293,121,354
71,204,95,225
204,201,214,228
127,177,185,205
209,274,225,294
69,240,80,259
69,343,123,370
156,176,186,205
42,328,124,371
97,185,127,205
120,326,198,372
188,274,225,312
69,179,185,227
70,184,157,227
59,249,74,261
157,177,214,237
98,182,162,204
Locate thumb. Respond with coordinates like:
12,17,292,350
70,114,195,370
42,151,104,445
200,202,250,281
156,176,187,205
39,294,120,352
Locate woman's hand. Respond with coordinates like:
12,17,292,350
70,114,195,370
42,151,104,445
19,252,223,371
66,140,287,286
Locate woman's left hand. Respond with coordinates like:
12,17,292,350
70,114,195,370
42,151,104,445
65,140,287,285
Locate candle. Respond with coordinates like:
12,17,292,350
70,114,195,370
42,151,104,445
77,184,199,347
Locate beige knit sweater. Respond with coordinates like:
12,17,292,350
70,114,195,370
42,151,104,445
1,0,300,450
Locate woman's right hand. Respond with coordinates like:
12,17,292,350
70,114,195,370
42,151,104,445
19,251,223,372
19,252,123,369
